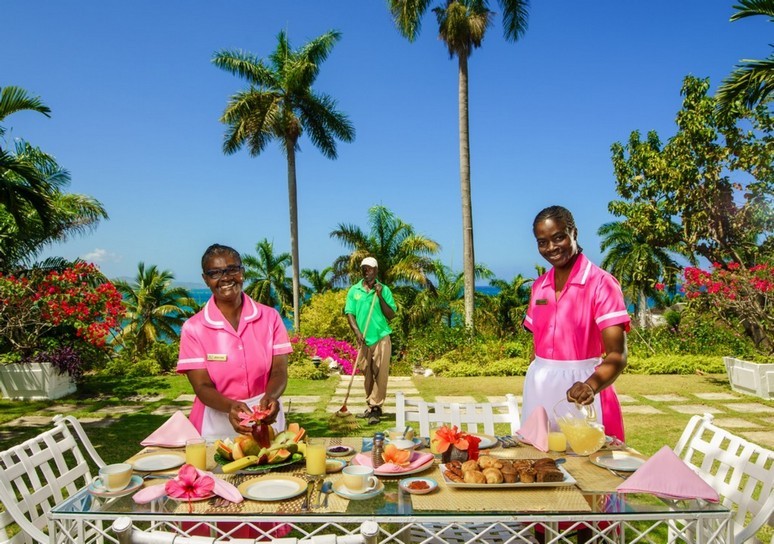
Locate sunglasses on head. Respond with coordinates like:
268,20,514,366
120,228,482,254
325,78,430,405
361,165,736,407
204,265,244,280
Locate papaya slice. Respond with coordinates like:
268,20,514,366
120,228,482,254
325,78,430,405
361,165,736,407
232,442,245,460
215,439,233,461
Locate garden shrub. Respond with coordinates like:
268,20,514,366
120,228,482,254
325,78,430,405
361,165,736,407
287,358,328,380
625,355,725,375
299,291,351,340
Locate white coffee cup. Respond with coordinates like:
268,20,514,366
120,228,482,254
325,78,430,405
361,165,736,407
386,426,414,441
342,465,378,494
92,463,133,491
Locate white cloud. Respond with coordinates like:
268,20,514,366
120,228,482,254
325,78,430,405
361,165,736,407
81,248,121,264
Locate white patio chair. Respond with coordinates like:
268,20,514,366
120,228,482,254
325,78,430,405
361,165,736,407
0,414,106,544
673,413,774,543
111,517,379,544
395,390,520,438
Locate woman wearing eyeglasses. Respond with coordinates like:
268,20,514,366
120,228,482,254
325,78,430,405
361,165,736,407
176,243,292,439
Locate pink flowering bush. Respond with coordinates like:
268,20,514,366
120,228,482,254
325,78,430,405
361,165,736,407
681,263,773,353
291,336,359,376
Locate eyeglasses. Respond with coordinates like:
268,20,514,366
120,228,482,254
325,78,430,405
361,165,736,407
204,265,244,280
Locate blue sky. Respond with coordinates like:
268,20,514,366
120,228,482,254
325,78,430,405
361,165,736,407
3,1,769,285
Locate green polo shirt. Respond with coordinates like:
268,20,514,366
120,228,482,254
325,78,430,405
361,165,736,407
344,280,397,346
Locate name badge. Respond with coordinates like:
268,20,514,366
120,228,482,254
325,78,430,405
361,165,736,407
536,299,548,305
207,354,228,362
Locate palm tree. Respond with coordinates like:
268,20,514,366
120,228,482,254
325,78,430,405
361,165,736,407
114,263,195,355
598,220,681,328
213,30,355,333
387,0,529,329
330,205,440,290
242,239,293,316
716,0,774,113
301,266,335,295
479,273,533,337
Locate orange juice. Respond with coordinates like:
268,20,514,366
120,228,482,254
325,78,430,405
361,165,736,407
185,438,207,470
557,418,605,456
548,431,567,452
429,428,442,455
306,438,326,477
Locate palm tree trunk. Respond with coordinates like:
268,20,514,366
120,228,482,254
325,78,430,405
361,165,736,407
286,144,301,333
638,290,648,329
458,54,475,330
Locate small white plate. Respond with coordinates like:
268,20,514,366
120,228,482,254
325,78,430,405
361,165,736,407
131,451,186,472
473,434,498,449
326,458,347,473
88,475,143,498
326,445,354,457
238,475,308,501
589,450,647,472
399,477,438,495
333,479,384,500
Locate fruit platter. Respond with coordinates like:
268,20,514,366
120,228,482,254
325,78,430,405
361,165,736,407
214,420,307,474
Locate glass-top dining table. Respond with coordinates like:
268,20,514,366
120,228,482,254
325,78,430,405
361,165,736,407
48,437,732,543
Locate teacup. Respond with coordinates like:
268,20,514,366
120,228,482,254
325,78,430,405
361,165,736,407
386,426,414,442
342,465,378,494
92,463,133,491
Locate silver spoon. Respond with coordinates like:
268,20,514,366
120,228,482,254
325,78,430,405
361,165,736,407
319,480,333,508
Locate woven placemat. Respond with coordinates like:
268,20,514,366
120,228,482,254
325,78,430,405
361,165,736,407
560,457,624,493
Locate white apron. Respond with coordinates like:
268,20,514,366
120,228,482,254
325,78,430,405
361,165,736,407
200,393,286,441
521,356,604,432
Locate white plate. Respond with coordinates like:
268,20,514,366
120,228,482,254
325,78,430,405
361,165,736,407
473,434,498,449
238,476,308,501
131,452,186,472
326,445,354,457
352,452,435,476
326,459,347,473
88,475,143,498
440,463,577,488
589,450,647,472
333,479,384,500
399,477,438,495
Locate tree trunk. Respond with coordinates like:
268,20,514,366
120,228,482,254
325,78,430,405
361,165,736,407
458,54,475,330
286,144,301,333
638,290,648,329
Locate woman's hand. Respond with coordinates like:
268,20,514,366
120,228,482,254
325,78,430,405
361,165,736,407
567,381,595,405
258,396,281,425
229,401,253,435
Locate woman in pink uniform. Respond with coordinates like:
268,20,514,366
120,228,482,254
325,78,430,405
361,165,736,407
177,243,291,439
523,206,630,441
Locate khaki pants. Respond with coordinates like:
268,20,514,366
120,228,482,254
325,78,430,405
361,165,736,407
358,335,391,409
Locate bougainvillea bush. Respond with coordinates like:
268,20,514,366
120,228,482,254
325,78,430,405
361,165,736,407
681,263,773,354
290,336,359,376
0,262,125,379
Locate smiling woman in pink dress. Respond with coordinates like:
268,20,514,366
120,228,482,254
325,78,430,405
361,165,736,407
522,206,630,441
176,243,292,440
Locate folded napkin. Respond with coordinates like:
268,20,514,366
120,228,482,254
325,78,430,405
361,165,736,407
353,451,434,473
133,465,243,504
517,406,549,452
141,410,201,448
616,446,719,502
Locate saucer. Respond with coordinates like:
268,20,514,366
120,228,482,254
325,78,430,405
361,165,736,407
88,475,143,498
399,477,438,495
332,479,384,500
325,458,347,473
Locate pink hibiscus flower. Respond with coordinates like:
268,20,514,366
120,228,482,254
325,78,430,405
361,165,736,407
165,464,215,506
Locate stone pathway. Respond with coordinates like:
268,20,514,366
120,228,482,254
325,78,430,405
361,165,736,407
2,374,772,449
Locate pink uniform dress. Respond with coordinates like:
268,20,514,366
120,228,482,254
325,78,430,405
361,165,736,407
523,253,630,441
177,294,293,440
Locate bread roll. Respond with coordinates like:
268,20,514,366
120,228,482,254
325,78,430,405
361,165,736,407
482,467,504,484
463,470,486,484
461,459,480,473
478,455,503,469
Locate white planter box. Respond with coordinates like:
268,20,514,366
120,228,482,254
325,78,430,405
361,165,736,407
724,356,774,400
0,362,76,400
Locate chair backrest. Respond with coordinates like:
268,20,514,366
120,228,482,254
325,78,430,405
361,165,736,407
673,413,774,544
0,415,106,544
395,391,520,437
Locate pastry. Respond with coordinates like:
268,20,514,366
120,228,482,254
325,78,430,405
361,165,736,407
478,455,503,469
463,470,486,484
444,469,464,483
461,459,480,473
536,468,565,483
500,464,517,483
518,467,536,483
482,467,503,484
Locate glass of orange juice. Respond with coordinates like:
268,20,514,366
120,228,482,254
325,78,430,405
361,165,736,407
305,437,326,479
185,438,207,470
429,427,442,455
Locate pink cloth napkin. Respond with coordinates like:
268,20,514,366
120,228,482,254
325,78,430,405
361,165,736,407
353,451,434,473
617,446,719,502
141,410,201,448
517,406,549,452
133,467,243,504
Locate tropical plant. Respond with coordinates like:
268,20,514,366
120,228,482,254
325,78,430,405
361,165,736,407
298,290,351,340
0,87,107,269
212,30,355,333
478,273,533,337
242,239,293,315
0,261,124,377
330,205,440,290
407,259,493,328
301,266,335,295
387,0,530,329
715,0,774,114
114,263,194,356
599,219,681,328
610,75,773,268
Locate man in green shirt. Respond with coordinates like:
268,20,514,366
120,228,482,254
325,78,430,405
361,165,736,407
345,257,397,425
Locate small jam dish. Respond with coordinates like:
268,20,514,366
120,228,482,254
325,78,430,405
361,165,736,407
399,477,438,495
326,445,354,457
